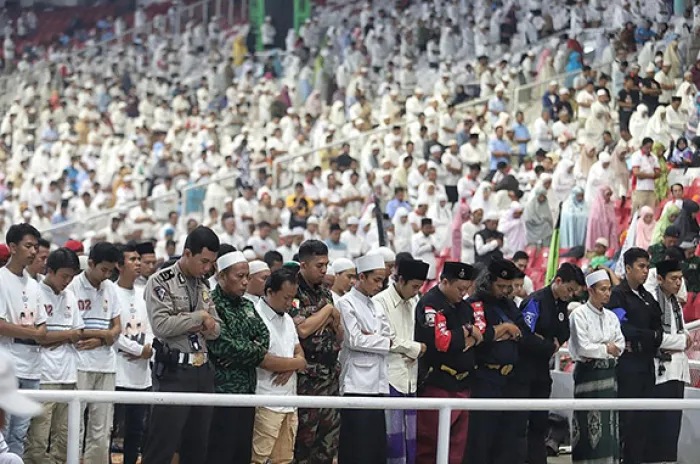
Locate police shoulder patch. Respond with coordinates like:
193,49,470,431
154,286,167,301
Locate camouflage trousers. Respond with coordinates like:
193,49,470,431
293,370,340,464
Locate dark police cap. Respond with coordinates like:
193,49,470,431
664,225,681,238
657,259,683,277
398,259,430,281
441,262,474,280
488,258,518,280
135,242,155,255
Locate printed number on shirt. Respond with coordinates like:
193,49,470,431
44,304,53,317
78,299,92,311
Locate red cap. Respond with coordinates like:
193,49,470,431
64,240,84,254
0,245,9,263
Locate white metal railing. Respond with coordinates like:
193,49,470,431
22,389,700,464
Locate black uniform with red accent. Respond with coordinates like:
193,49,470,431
464,289,527,464
414,262,476,464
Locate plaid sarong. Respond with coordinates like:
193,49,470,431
386,385,417,464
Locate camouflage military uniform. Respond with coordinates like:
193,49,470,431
290,274,341,464
648,243,666,268
683,256,700,293
207,286,269,393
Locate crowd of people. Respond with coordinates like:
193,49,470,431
0,0,698,463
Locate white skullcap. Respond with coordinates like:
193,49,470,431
595,237,609,248
292,226,305,235
415,87,424,94
484,211,501,222
495,84,505,92
430,145,442,154
217,251,247,272
248,260,270,275
347,216,359,226
307,216,319,225
224,196,233,203
585,269,610,288
557,134,569,143
549,80,558,87
356,254,385,273
558,88,569,95
243,249,257,261
278,226,292,237
332,258,356,274
596,89,607,96
369,246,396,264
598,152,611,163
646,63,656,73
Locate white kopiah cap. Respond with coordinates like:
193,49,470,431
0,347,42,417
333,258,356,274
248,260,270,275
369,246,396,264
585,269,610,288
243,249,257,261
356,254,385,273
217,251,247,272
346,216,359,226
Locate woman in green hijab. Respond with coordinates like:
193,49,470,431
652,141,670,202
650,203,681,245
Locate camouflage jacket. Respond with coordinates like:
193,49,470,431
208,286,269,394
648,243,666,268
684,256,700,293
290,274,341,378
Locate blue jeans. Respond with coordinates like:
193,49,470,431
4,378,40,456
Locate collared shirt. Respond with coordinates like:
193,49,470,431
243,293,261,305
512,123,530,156
487,137,511,171
338,287,391,395
255,298,299,412
630,150,660,191
373,285,421,394
569,302,625,362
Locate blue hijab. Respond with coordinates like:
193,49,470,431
560,186,589,249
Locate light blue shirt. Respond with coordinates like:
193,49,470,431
488,137,511,171
512,123,530,156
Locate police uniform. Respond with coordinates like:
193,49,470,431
465,259,525,464
290,272,342,464
512,285,571,464
415,262,475,464
142,262,221,464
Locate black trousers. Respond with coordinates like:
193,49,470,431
338,394,386,464
616,365,655,464
445,185,458,204
142,363,215,464
464,370,515,464
645,379,685,462
206,406,256,464
112,386,151,464
503,370,552,464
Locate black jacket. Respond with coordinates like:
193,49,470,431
467,291,523,370
518,286,571,370
608,279,663,372
415,286,475,392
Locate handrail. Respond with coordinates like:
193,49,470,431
22,388,700,464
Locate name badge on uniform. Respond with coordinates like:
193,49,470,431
202,290,210,303
425,307,437,327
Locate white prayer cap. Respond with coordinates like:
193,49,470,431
278,227,292,237
448,139,458,146
414,87,424,94
557,134,569,143
654,56,663,63
390,88,399,96
347,216,359,226
558,87,569,95
307,216,319,225
292,226,305,236
596,89,607,97
595,237,609,248
662,60,671,67
243,249,257,261
369,246,396,264
484,211,501,222
332,258,356,274
549,80,558,87
217,251,247,272
598,152,611,163
495,84,505,92
430,145,442,154
417,159,427,167
248,260,270,275
585,269,610,288
224,196,233,204
356,254,385,273
646,63,656,73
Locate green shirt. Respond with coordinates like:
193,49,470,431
208,286,269,394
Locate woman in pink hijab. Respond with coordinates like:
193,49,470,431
585,185,618,251
450,199,471,260
635,206,656,250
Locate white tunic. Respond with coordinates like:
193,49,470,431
655,291,691,385
338,287,391,395
568,302,625,362
114,285,153,390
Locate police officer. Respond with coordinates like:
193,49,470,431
142,226,221,464
465,259,524,464
290,240,342,464
515,263,585,464
415,262,480,464
609,247,663,464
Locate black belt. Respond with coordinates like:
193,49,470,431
624,341,646,354
14,338,39,346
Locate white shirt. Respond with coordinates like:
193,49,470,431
568,302,625,362
340,231,362,259
114,285,153,390
338,287,391,395
38,282,83,384
654,291,691,385
373,285,421,394
0,267,48,380
630,150,660,192
247,235,276,257
68,273,121,373
412,233,438,280
255,298,299,413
